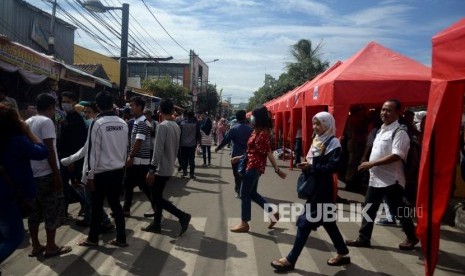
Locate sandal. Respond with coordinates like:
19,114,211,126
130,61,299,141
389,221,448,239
327,255,351,266
77,238,99,247
43,246,72,259
108,239,128,247
28,246,45,257
270,258,295,272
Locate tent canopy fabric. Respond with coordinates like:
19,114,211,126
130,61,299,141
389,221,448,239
431,18,465,80
416,17,465,276
301,42,431,136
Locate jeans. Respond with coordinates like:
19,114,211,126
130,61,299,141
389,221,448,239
123,165,149,212
232,162,242,193
358,184,417,242
202,145,211,165
180,146,196,175
287,222,348,264
139,176,185,226
240,169,272,221
88,169,126,244
0,202,24,264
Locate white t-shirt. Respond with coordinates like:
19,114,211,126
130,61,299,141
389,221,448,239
26,115,59,177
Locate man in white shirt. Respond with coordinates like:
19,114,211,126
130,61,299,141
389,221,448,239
26,93,72,258
345,99,419,250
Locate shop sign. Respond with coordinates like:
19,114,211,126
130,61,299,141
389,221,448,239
0,39,59,79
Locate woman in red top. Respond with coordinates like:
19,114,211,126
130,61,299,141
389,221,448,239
230,106,286,233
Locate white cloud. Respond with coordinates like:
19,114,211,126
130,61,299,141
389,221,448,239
20,0,465,104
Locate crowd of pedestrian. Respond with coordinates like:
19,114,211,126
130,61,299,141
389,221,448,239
0,92,427,274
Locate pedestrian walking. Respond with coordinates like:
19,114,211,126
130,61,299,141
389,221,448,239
271,112,350,272
215,110,253,197
77,91,128,247
144,99,191,235
230,106,286,233
345,99,419,250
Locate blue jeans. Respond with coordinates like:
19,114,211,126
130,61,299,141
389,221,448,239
240,169,272,221
0,202,24,264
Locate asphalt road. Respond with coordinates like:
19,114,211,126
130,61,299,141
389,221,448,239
2,148,465,276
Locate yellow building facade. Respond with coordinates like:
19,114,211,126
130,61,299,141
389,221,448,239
74,45,119,84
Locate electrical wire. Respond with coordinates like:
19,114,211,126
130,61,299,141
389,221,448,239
140,0,189,53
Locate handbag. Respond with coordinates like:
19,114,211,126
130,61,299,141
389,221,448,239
296,170,317,199
0,165,36,218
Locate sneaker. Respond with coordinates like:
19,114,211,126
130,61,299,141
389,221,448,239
190,174,196,179
177,167,183,172
181,173,189,178
141,222,161,233
345,239,371,248
179,213,191,236
202,164,208,167
376,218,399,227
398,238,419,250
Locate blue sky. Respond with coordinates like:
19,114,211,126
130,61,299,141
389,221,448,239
26,0,465,103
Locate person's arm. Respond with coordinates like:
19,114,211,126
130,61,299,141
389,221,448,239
216,127,234,151
61,142,87,166
267,152,287,179
358,130,409,171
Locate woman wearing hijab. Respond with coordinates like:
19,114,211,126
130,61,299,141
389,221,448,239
230,106,287,233
271,112,350,272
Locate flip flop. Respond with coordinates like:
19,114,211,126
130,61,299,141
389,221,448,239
108,239,128,247
43,246,72,259
28,246,45,257
327,256,351,266
77,239,99,247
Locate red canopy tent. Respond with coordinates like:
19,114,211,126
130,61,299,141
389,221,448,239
416,18,465,276
302,41,431,137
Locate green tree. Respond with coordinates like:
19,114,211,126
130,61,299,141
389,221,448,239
247,39,329,108
142,75,188,107
196,84,220,115
286,39,329,85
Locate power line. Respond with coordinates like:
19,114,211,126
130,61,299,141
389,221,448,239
140,0,189,53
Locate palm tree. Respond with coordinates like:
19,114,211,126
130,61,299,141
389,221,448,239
286,39,329,86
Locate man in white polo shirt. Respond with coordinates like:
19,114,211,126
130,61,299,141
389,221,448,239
345,99,419,250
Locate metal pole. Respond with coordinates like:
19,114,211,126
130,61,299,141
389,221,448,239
119,3,129,102
48,0,57,56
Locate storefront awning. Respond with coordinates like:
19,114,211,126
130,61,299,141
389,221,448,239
59,62,113,88
0,59,48,85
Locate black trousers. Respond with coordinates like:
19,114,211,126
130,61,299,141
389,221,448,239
123,165,149,212
359,184,417,242
180,146,196,175
89,169,126,243
139,176,184,227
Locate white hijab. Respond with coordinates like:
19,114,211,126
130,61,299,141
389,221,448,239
306,112,341,164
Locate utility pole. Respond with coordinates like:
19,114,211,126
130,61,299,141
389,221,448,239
48,0,57,56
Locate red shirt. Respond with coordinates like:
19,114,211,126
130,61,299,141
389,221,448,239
246,130,271,174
